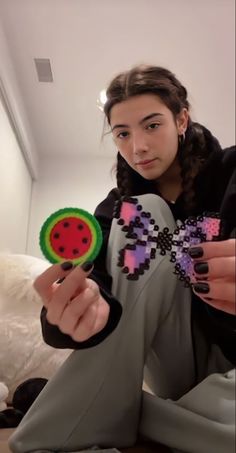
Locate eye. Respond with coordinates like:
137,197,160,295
146,122,160,130
116,131,129,139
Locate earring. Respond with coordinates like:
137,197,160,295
178,131,186,145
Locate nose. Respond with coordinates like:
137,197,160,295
132,130,149,156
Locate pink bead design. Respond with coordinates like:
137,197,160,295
113,197,221,286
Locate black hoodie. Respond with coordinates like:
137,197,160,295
40,146,236,364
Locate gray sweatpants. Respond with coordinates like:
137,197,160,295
9,195,235,453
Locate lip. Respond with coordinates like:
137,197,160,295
136,158,157,167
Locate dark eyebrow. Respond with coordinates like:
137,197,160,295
111,113,164,132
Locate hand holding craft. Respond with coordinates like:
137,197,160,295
35,208,110,341
190,238,236,315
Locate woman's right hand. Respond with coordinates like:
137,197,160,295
34,261,110,342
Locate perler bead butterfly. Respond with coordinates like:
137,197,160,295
113,197,222,287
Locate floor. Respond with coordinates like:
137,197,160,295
0,429,171,452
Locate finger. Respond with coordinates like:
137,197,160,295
57,285,100,335
200,297,236,316
72,301,98,342
194,256,235,279
47,262,94,324
192,280,235,304
34,261,74,305
189,239,235,261
72,297,110,342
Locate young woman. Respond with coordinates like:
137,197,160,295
10,66,235,453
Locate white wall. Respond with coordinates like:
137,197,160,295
0,19,38,178
27,154,115,258
0,95,32,253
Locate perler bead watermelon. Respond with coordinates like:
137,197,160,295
39,208,103,265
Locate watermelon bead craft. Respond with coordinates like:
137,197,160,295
39,208,103,265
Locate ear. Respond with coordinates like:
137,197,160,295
176,108,189,135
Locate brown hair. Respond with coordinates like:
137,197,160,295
104,65,221,215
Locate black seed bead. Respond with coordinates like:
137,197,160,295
127,244,136,250
127,274,139,280
184,282,191,288
122,267,129,273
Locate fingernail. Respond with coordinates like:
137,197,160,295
61,261,73,271
193,282,210,294
194,262,209,274
81,261,93,272
189,247,204,258
56,277,65,284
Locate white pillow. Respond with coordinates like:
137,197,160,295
0,254,70,402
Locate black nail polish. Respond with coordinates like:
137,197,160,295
56,277,65,284
61,261,73,271
188,247,204,259
194,262,209,275
81,261,93,272
193,282,210,294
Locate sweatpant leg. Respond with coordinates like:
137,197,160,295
140,368,235,453
9,195,194,453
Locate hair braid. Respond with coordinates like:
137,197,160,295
178,122,221,214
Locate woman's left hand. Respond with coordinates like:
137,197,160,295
189,239,235,315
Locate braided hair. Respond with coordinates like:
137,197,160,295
104,65,221,215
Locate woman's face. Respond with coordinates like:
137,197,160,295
110,93,188,181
